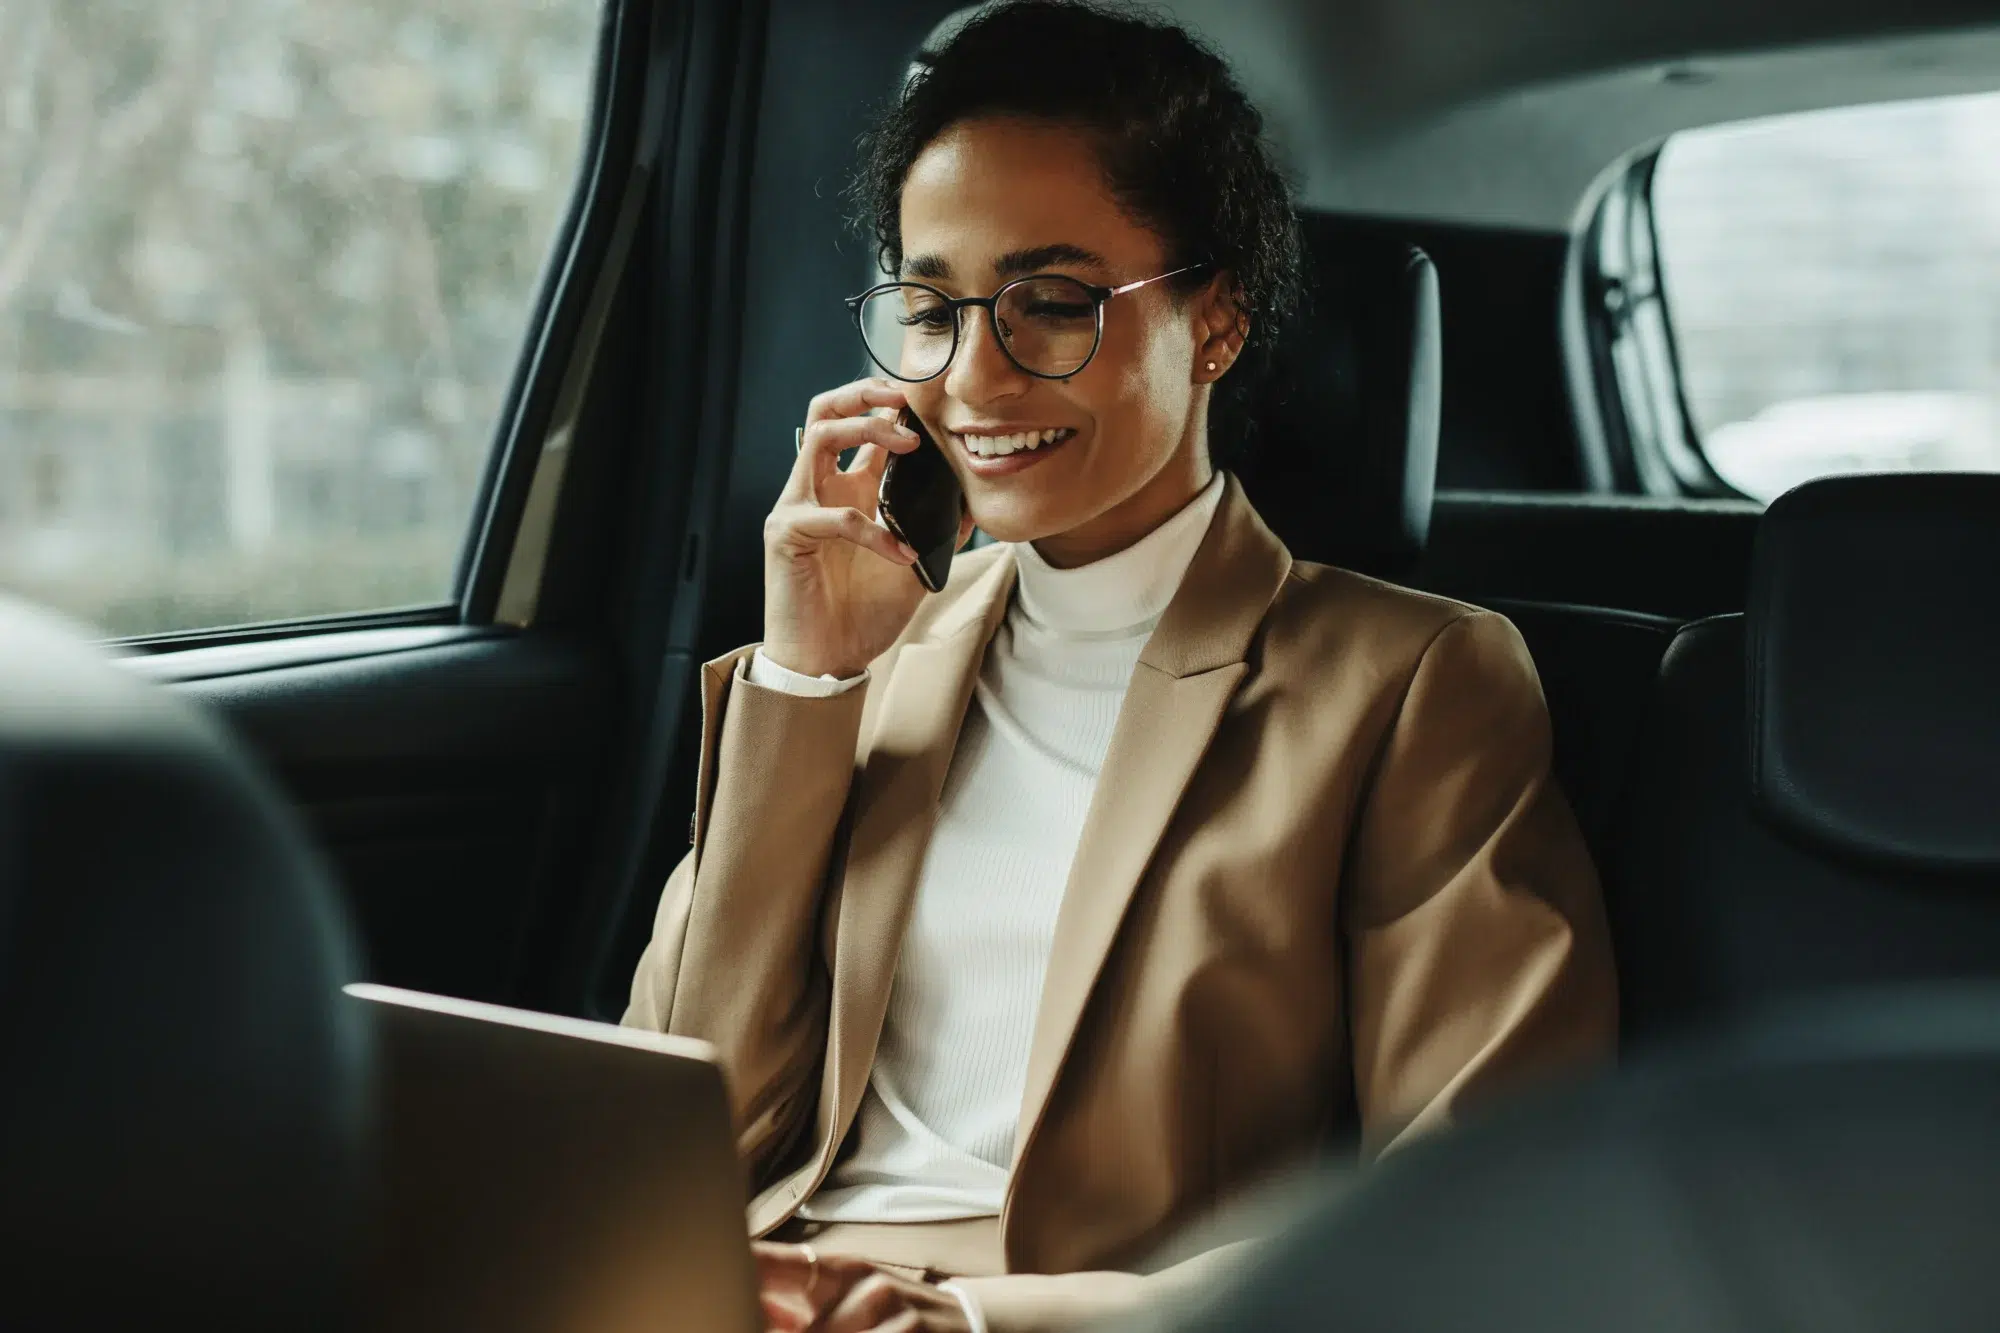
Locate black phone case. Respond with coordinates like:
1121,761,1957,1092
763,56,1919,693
878,411,963,593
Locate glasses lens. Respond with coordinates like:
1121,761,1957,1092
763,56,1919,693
859,285,956,381
996,277,1099,377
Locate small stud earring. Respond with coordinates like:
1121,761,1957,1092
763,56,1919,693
1205,360,1218,372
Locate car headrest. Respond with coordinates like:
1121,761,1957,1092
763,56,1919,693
0,597,368,1329
1158,985,2000,1333
1232,231,1441,582
1747,473,2000,874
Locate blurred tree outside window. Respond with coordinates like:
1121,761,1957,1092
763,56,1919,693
0,0,601,636
1655,91,2000,502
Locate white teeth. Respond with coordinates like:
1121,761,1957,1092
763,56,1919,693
962,428,1068,458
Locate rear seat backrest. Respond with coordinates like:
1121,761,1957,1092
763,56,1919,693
1228,223,1678,865
1482,599,1679,863
1233,232,1440,583
1608,474,2000,1045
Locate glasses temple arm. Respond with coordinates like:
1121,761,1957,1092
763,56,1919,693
1104,262,1212,298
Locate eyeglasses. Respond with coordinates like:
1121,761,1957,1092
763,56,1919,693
845,263,1208,383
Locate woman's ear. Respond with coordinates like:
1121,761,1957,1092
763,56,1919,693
1194,275,1249,383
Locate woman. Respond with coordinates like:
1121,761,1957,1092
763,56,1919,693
624,4,1616,1330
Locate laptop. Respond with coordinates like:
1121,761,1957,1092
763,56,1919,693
348,984,762,1333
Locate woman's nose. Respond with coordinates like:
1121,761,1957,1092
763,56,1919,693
944,305,1030,404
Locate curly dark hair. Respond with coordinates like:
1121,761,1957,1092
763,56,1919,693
849,0,1304,458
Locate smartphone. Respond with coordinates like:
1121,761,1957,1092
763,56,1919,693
877,408,964,594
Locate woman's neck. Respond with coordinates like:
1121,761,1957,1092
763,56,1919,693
1012,471,1225,634
1030,445,1214,570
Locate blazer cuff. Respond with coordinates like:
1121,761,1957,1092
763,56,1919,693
746,648,869,697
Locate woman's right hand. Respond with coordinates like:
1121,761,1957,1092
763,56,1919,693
761,378,929,680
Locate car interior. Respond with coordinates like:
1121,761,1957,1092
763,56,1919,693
4,0,2000,1324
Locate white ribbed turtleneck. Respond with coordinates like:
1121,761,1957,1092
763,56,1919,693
753,473,1225,1223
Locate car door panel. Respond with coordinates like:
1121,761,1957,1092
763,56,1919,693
124,633,612,1002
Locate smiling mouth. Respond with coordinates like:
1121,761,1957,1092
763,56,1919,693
952,427,1077,459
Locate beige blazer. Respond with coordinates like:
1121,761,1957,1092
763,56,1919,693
625,476,1616,1329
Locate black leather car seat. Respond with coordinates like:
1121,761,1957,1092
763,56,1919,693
1233,223,1676,859
1608,473,2000,1045
0,597,369,1330
1495,597,1681,865
1231,228,1441,583
1122,982,2000,1333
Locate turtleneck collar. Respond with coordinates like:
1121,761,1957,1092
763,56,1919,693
1009,472,1227,636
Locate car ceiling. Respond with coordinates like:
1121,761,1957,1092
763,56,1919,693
1129,0,2000,230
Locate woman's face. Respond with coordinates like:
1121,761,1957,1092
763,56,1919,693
895,116,1240,565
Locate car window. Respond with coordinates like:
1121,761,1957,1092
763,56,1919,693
0,0,601,638
1652,92,2000,502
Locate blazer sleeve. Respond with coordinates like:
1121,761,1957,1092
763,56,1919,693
1341,610,1618,1154
622,645,866,1183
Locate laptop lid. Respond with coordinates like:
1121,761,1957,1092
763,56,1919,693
349,984,760,1333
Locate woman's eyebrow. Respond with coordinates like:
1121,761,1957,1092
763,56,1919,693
994,243,1108,278
900,243,1110,285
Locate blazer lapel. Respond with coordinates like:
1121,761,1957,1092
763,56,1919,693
810,551,1018,1179
1007,477,1293,1208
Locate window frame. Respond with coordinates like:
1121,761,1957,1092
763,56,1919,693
95,0,646,655
1580,147,1744,500
458,0,666,632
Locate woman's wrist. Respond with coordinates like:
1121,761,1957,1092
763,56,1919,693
935,1281,988,1333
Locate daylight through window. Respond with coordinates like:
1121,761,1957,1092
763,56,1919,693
0,0,601,636
1654,92,2000,502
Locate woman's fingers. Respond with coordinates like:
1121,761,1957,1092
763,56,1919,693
803,377,907,426
760,1288,811,1333
753,1244,890,1332
844,442,887,478
753,1242,811,1290
768,503,918,566
840,441,901,502
803,1273,913,1333
785,411,919,503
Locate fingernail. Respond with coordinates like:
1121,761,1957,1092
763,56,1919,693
898,542,918,562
